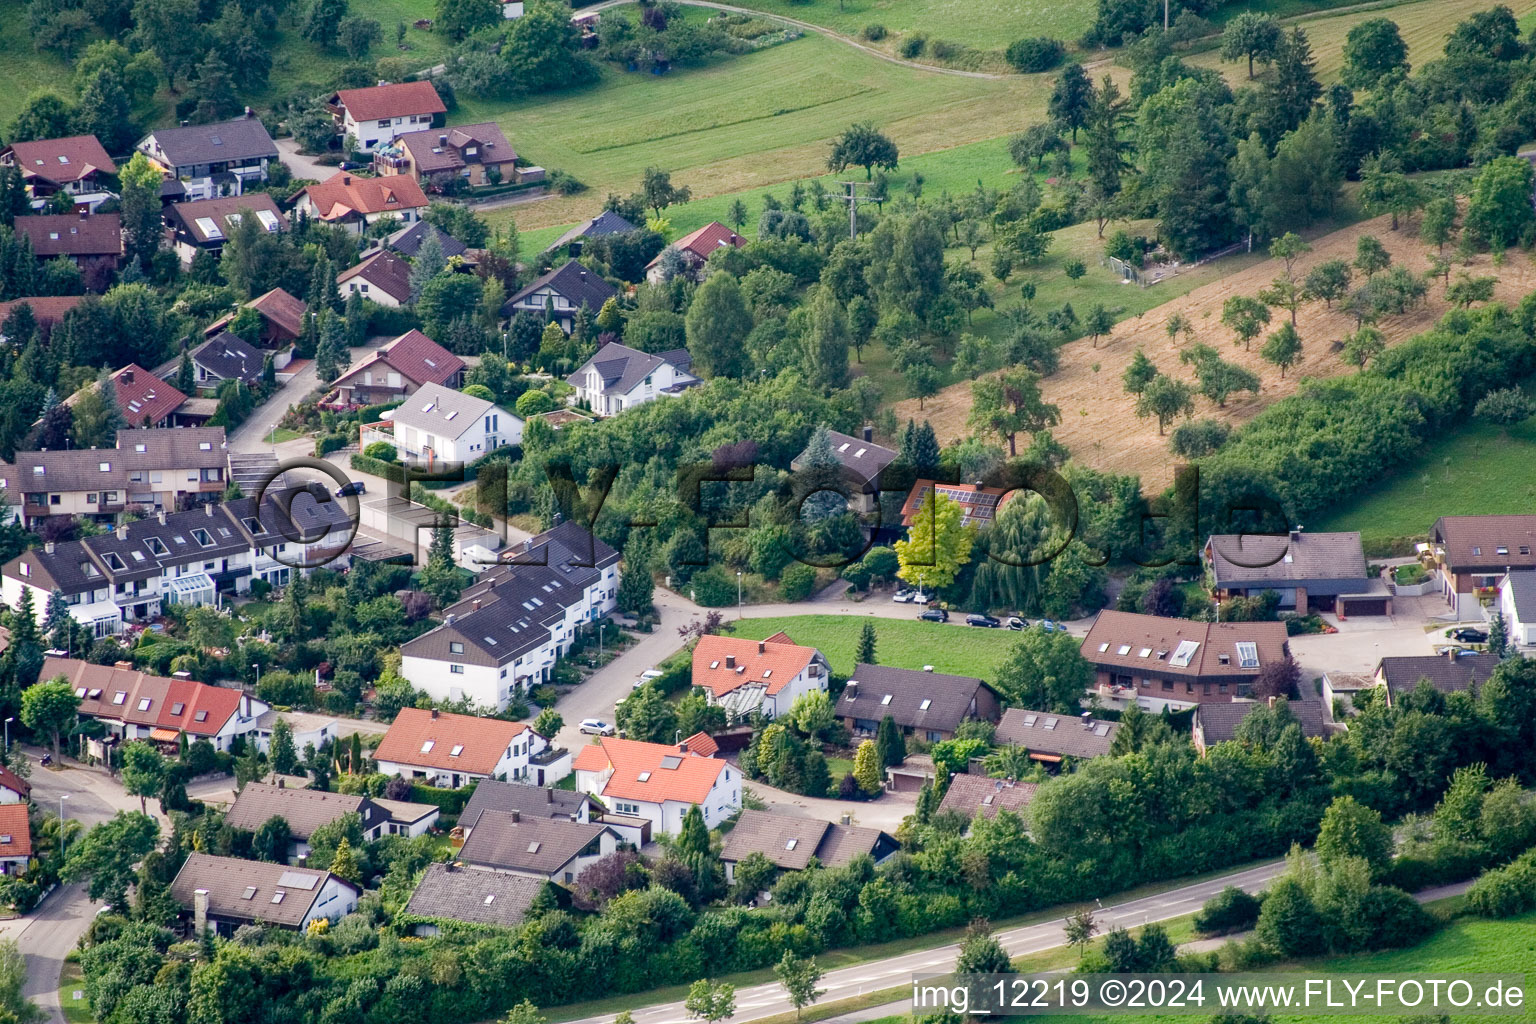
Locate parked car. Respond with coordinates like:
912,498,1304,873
892,589,915,603
1006,616,1027,630
1038,619,1064,632
919,608,949,623
632,669,664,690
967,613,1001,628
1446,627,1488,643
336,480,366,497
579,719,615,736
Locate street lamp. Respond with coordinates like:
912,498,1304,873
59,794,69,860
3,717,11,752
736,570,743,617
252,663,261,695
597,621,607,660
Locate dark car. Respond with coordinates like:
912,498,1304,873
1447,626,1488,643
336,480,366,498
966,613,1001,628
919,608,949,623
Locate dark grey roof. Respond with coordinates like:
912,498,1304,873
565,342,695,398
840,663,993,732
719,810,899,871
994,708,1119,759
504,259,618,315
1,426,226,493
457,809,610,875
460,779,593,830
1506,569,1536,620
385,221,468,260
191,332,265,384
405,863,543,928
503,520,620,573
1378,652,1500,700
793,430,897,487
549,211,639,251
1206,531,1368,586
224,783,383,840
141,117,278,168
1194,697,1326,746
170,852,354,929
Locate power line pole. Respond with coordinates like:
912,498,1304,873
834,181,879,240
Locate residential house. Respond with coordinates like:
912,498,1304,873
356,494,505,570
546,210,638,259
374,122,518,188
457,808,618,884
459,779,594,832
0,805,30,876
900,480,1014,529
403,862,543,935
13,213,122,273
718,809,898,883
252,710,339,759
328,81,447,151
336,249,413,308
573,736,742,834
644,221,744,283
0,296,84,342
0,426,227,527
1204,528,1388,616
204,288,308,349
1497,569,1536,647
1191,696,1327,754
70,366,189,430
692,632,829,722
44,656,269,752
0,135,116,207
502,260,619,333
372,708,558,789
0,765,30,804
399,523,620,709
291,171,429,235
163,194,286,265
2,486,353,633
224,781,390,860
1375,650,1500,706
792,426,896,516
378,220,468,262
135,115,278,200
1082,609,1292,711
1429,515,1536,618
565,342,697,416
170,852,358,935
993,707,1120,763
1321,671,1376,720
362,381,521,464
839,663,998,743
373,798,441,837
937,775,1038,822
176,333,268,390
327,330,464,407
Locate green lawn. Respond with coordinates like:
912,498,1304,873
59,960,92,1024
691,0,1096,53
0,0,78,127
1315,410,1536,551
731,613,1021,677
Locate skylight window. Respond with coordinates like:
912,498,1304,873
199,442,213,451
113,691,127,705
242,886,257,900
483,893,496,905
1138,647,1152,658
193,529,213,546
526,841,540,854
195,710,208,722
918,699,931,711
1116,644,1131,655
637,771,651,782
762,669,771,678
420,740,435,753
786,838,798,850
134,444,146,453
171,702,185,715
98,462,110,472
449,744,464,757
1043,718,1057,730
709,660,719,669
880,694,892,705
1235,642,1260,669
271,891,285,904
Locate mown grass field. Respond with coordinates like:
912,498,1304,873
1315,408,1536,549
732,613,1022,677
690,0,1096,52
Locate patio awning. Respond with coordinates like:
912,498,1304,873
149,728,180,742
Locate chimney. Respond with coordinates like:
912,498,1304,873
845,681,858,699
840,812,851,825
579,270,587,280
863,425,873,443
430,707,439,719
44,542,54,554
115,660,134,670
156,510,167,525
1267,695,1277,708
439,135,447,146
1290,525,1302,542
510,809,520,823
473,599,481,611
193,889,210,935
546,788,553,804
1081,711,1092,729
277,777,285,789
678,741,688,753
121,369,134,383
725,655,735,669
342,175,352,186
79,209,88,221
115,525,128,540
244,106,254,118
757,641,765,654
205,503,214,517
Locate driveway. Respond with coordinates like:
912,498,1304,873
228,339,389,454
744,778,915,832
274,137,337,184
1289,593,1442,682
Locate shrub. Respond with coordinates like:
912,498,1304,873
1005,37,1066,73
779,562,817,602
1169,419,1231,459
362,441,396,462
547,169,586,195
689,565,740,607
928,39,963,61
314,433,349,457
1194,886,1262,935
1466,849,1536,917
860,24,886,40
897,33,926,57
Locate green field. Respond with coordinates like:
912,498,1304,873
731,613,1022,677
693,0,1096,52
1315,411,1536,550
59,961,92,1024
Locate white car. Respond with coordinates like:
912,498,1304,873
579,718,615,736
892,589,914,603
633,669,664,689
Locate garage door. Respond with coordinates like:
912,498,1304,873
1341,597,1389,616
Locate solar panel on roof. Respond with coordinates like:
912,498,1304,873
659,755,682,769
277,871,319,890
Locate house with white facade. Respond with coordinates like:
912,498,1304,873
400,523,618,709
691,632,829,722
362,381,521,465
1497,569,1536,648
502,260,618,334
44,656,269,753
327,81,447,151
289,171,429,235
574,736,741,835
224,782,391,861
171,853,358,935
373,708,567,790
135,115,278,201
566,343,697,417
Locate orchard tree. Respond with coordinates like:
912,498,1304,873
827,122,899,180
1354,235,1391,279
1340,325,1385,368
1122,349,1158,395
1261,322,1302,377
1357,156,1427,231
1135,374,1195,434
968,366,1060,456
1466,155,1536,248
1342,18,1409,89
1220,295,1271,349
1420,197,1457,252
1303,259,1352,307
639,166,692,218
1221,12,1282,78
1474,387,1534,429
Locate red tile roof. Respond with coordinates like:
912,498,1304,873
373,707,530,777
3,135,116,185
0,296,85,329
333,81,446,123
249,288,308,337
109,364,187,427
336,250,412,305
159,677,246,737
573,737,728,805
334,329,463,389
669,221,745,261
681,731,718,757
299,171,429,221
43,657,251,735
692,633,819,699
0,764,29,799
0,805,30,860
